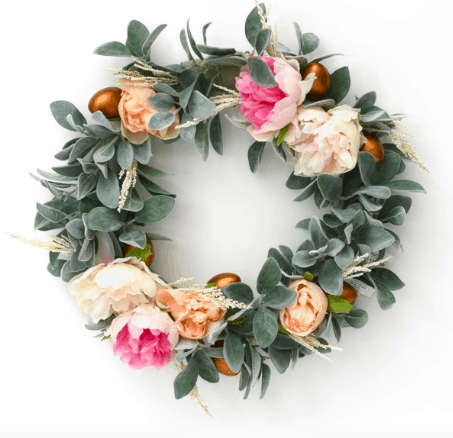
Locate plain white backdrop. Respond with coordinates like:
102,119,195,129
1,0,452,436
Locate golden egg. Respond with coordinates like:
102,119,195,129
361,135,385,163
123,238,155,266
213,357,239,376
302,63,331,101
88,87,122,119
207,272,241,289
341,283,358,304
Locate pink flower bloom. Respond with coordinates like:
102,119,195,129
108,304,179,371
285,105,366,176
155,289,226,340
235,57,314,142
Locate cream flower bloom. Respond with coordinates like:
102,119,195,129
285,105,366,176
68,257,165,323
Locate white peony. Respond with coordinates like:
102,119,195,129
285,105,366,176
68,257,165,323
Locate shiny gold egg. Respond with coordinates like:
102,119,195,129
213,357,239,376
88,87,122,119
341,283,358,304
361,135,385,163
123,238,155,266
302,63,331,101
207,273,241,289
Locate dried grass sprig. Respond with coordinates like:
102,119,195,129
10,234,74,255
288,334,342,363
118,160,138,213
343,253,392,280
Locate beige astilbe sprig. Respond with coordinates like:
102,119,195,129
366,121,428,172
288,334,342,363
167,277,252,310
342,253,392,280
10,234,74,255
254,1,280,57
172,358,211,416
118,160,137,213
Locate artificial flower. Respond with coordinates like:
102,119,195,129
285,104,365,176
68,257,164,323
107,303,179,370
118,80,180,144
156,288,226,339
280,278,328,336
235,56,315,142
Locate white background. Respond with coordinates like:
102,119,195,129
1,0,452,436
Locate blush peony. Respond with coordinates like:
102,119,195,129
68,257,164,323
285,105,365,176
279,279,328,336
107,304,179,370
155,288,226,339
118,80,180,144
235,57,314,142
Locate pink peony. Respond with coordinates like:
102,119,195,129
235,57,314,142
107,304,179,371
285,105,366,176
155,288,226,340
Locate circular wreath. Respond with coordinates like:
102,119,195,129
21,3,427,412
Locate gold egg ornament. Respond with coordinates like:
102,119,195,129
88,87,122,119
211,341,239,376
207,273,241,289
361,135,385,163
302,62,331,101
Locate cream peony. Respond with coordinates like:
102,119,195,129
285,105,365,176
68,257,165,323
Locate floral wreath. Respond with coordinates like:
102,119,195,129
16,2,428,414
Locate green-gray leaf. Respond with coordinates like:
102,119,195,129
134,195,175,223
268,346,291,374
209,114,223,155
96,169,119,209
194,350,219,383
148,112,176,130
325,66,350,104
50,101,87,131
262,286,297,309
260,363,271,399
66,218,85,240
94,41,132,57
173,356,198,399
343,309,368,328
188,90,216,118
355,226,395,251
150,93,175,112
374,279,396,310
386,180,426,193
117,139,134,169
119,230,147,249
257,257,282,294
354,91,376,111
224,331,245,373
134,138,152,165
245,3,265,46
126,20,149,57
253,307,278,348
317,174,342,201
142,24,167,59
248,141,265,173
301,32,319,55
371,268,405,291
255,28,272,55
247,57,277,88
86,207,122,232
318,259,343,295
223,283,254,305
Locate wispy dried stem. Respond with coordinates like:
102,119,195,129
118,161,138,213
289,334,342,362
10,234,74,255
343,253,392,280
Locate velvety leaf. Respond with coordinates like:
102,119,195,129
188,90,216,118
93,140,115,163
374,279,396,310
267,248,293,275
126,20,149,57
248,141,265,173
50,101,87,131
223,283,254,305
65,218,85,240
150,93,175,112
262,286,297,309
76,171,98,200
134,195,175,223
271,333,299,350
355,226,395,251
245,3,265,46
202,22,211,45
309,216,328,248
94,41,132,57
117,139,134,169
186,19,204,60
194,122,209,161
173,356,198,399
334,245,354,269
260,363,271,399
142,24,167,58
301,32,319,54
268,346,291,374
194,350,219,383
121,189,144,212
247,57,277,88
317,174,342,201
196,44,236,56
255,28,272,55
96,169,119,209
209,114,223,155
86,207,122,232
370,268,405,290
179,28,193,61
257,257,282,294
354,91,376,111
52,164,83,177
353,185,391,199
153,83,179,97
325,66,350,104
224,331,245,373
286,172,312,190
358,151,376,185
293,180,317,202
69,137,98,164
119,230,147,249
386,180,426,193
133,138,152,164
379,195,412,219
253,307,278,348
343,309,368,328
292,250,317,268
148,112,176,130
318,259,343,295
370,153,401,185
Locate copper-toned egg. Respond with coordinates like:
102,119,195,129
213,357,239,376
207,273,241,289
302,63,331,101
88,87,122,119
341,283,358,304
361,135,385,163
123,238,155,266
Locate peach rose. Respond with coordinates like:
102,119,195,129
279,279,328,336
118,80,180,145
155,288,226,339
